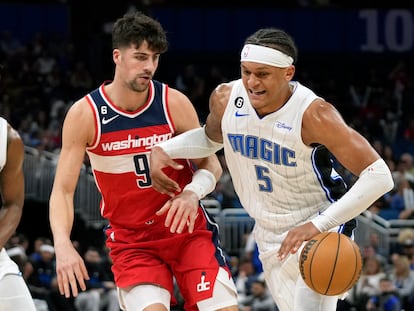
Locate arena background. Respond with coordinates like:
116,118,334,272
0,0,412,251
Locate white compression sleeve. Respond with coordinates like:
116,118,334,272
311,158,394,232
155,126,223,159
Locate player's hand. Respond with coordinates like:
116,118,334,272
156,190,199,233
277,222,321,261
150,146,184,197
54,242,89,298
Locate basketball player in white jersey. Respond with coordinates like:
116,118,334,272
0,117,36,310
149,28,394,311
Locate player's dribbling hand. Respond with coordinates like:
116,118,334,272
156,190,199,234
277,222,321,261
150,146,183,196
54,243,89,298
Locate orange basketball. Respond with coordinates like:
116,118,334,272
299,232,362,296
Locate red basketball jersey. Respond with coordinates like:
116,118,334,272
85,81,194,228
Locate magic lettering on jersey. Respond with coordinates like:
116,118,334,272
227,133,297,166
101,133,172,151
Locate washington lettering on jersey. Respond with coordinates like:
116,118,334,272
101,133,172,151
227,133,296,167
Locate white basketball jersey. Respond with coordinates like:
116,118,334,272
0,117,7,172
0,118,21,279
222,80,349,246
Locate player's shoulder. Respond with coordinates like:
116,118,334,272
166,85,192,105
306,98,341,122
213,80,236,95
210,80,237,103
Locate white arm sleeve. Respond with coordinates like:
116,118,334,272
155,126,223,159
311,158,394,232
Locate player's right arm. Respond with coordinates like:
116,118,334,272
149,82,232,194
49,98,92,298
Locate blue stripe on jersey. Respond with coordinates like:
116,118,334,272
312,144,357,237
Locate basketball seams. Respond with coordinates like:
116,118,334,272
299,232,363,296
309,232,331,294
323,233,341,295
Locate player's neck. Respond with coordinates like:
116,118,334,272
104,82,150,112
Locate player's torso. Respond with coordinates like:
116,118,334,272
86,80,193,228
221,80,347,234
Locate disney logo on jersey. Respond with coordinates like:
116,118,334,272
276,121,292,131
101,133,172,151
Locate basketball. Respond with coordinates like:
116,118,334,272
299,232,362,296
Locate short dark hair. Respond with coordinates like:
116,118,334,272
112,11,168,54
244,28,298,64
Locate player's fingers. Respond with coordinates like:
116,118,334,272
166,159,184,170
56,274,65,296
290,241,302,254
175,212,190,234
164,201,177,228
74,265,88,292
152,176,180,196
186,212,198,234
277,239,292,260
68,272,79,297
57,269,72,298
169,204,187,233
156,200,171,216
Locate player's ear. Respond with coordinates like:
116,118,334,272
285,65,295,81
113,49,121,64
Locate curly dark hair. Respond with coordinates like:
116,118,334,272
112,11,168,54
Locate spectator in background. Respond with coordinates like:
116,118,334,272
388,253,414,310
27,244,75,311
393,153,414,185
366,277,401,311
30,236,53,264
397,228,414,269
74,246,119,311
344,255,386,310
238,279,278,311
235,259,262,302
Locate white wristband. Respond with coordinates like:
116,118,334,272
183,169,217,200
311,158,394,232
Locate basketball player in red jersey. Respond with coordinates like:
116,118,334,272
49,12,238,311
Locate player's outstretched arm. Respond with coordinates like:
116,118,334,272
49,99,91,297
150,83,229,195
277,99,393,260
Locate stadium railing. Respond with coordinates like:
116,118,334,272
23,146,413,257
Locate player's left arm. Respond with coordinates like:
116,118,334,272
155,88,222,233
0,124,25,249
278,99,394,260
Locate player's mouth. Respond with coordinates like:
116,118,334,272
249,89,266,99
